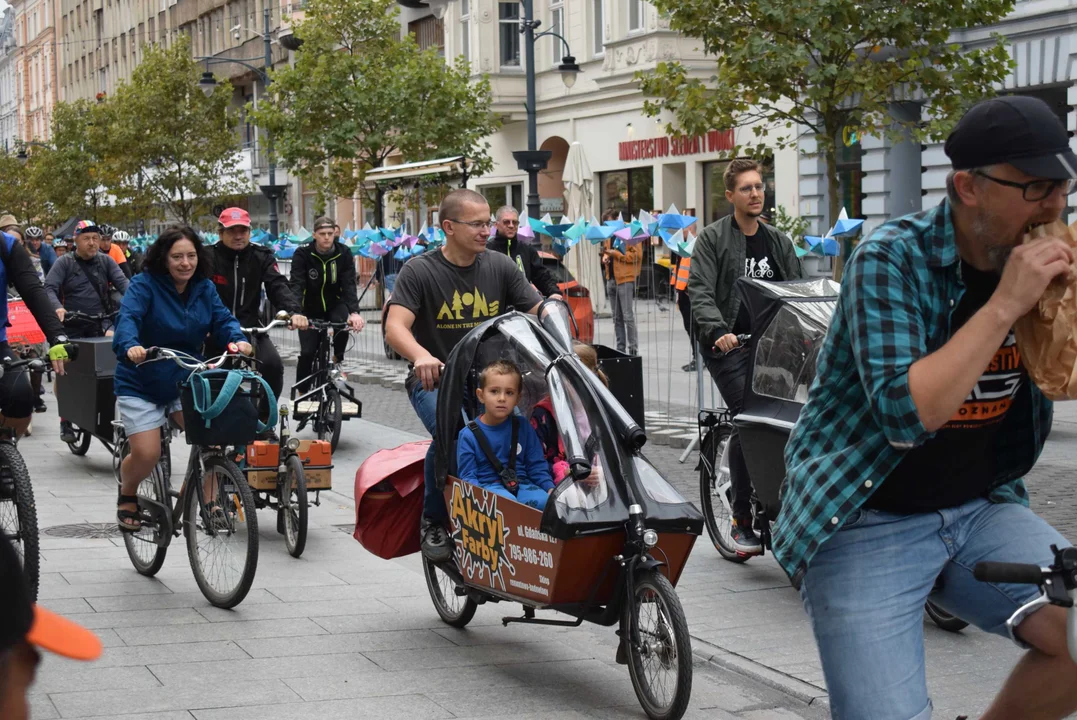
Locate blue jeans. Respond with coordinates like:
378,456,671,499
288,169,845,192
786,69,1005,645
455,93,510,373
475,481,550,511
408,382,445,522
800,498,1070,720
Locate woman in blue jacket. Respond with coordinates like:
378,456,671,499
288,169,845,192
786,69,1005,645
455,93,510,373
112,225,251,531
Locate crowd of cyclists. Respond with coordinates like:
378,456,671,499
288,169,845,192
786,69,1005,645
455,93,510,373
3,95,1077,720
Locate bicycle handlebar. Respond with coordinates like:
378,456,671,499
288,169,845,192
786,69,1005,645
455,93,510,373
142,346,251,371
240,318,291,335
973,562,1047,586
63,310,118,321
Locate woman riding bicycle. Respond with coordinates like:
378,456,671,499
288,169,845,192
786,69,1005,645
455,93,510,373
112,225,251,532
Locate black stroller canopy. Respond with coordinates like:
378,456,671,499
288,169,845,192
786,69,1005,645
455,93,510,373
436,300,703,539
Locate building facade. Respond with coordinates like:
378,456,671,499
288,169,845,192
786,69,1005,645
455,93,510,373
797,1,1077,238
11,0,59,143
0,10,18,151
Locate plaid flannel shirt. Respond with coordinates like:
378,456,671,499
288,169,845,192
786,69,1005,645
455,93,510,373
774,200,1053,589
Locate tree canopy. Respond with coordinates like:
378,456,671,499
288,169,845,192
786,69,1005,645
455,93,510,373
638,0,1016,276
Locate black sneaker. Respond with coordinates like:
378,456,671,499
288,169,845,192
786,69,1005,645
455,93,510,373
730,518,763,555
34,398,47,413
680,359,697,373
59,420,77,443
257,428,280,443
421,518,452,563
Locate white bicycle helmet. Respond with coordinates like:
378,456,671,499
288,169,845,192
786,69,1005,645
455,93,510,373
112,230,130,242
24,226,44,240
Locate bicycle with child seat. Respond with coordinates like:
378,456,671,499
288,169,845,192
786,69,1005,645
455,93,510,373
234,313,333,559
0,352,70,602
697,278,971,633
290,318,361,453
115,346,260,609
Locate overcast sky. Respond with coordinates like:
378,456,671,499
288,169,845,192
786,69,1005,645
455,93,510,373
0,3,8,17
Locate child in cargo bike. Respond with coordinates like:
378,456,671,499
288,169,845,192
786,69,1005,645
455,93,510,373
456,360,554,510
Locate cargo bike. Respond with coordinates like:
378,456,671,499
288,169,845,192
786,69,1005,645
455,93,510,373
697,277,968,633
426,300,704,720
230,314,335,559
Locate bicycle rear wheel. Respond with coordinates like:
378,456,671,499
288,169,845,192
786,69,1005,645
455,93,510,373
698,425,748,563
0,443,39,601
422,555,477,628
280,455,308,558
184,455,259,608
118,439,169,576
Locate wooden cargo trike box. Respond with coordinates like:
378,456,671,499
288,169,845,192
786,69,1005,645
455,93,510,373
444,476,695,607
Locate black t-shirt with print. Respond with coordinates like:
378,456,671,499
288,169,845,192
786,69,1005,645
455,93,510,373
389,249,542,389
867,260,1027,513
733,224,784,334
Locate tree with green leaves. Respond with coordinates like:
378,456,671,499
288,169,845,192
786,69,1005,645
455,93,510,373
106,35,248,225
0,152,47,226
250,0,500,213
638,0,1015,277
30,99,116,224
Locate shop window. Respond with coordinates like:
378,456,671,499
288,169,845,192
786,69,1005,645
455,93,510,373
703,158,776,225
499,1,520,67
599,167,653,218
480,183,523,212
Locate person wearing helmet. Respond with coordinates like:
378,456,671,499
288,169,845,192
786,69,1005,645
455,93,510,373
52,238,67,258
22,227,55,282
98,224,131,279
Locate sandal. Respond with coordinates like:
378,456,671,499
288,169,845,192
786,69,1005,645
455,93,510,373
117,493,141,533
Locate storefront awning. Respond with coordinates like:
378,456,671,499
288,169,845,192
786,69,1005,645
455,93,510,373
364,156,471,185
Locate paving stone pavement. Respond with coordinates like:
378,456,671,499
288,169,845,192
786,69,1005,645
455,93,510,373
24,377,827,720
23,364,1077,719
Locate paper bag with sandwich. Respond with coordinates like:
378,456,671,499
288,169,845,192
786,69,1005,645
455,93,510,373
1013,220,1077,400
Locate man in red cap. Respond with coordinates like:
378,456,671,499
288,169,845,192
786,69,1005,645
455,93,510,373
0,537,102,719
206,208,307,430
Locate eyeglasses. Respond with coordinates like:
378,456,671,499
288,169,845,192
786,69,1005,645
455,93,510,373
448,218,494,230
973,171,1077,202
736,183,766,196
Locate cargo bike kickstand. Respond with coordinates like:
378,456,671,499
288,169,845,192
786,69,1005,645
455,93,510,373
234,312,334,559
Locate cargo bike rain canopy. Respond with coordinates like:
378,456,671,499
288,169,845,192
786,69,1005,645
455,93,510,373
435,300,704,540
733,277,840,516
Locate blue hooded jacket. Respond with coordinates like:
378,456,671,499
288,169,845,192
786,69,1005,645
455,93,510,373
113,272,246,405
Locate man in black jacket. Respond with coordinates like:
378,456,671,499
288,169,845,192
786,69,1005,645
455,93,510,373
290,216,366,390
207,208,307,404
486,206,562,299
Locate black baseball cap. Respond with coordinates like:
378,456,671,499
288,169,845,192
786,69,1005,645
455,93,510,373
944,95,1077,180
0,536,102,661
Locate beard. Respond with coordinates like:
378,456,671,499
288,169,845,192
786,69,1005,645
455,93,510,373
970,206,1013,274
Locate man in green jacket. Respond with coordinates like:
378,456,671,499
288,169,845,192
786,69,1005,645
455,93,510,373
688,158,804,554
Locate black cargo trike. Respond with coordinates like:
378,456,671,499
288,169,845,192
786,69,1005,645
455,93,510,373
424,300,704,720
696,277,969,633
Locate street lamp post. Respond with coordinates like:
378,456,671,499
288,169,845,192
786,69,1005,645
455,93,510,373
510,0,580,220
196,8,286,237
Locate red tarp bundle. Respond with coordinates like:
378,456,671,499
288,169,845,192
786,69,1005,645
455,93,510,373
353,440,429,559
7,300,45,345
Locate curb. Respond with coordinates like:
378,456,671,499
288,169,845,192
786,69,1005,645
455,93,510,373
691,635,830,712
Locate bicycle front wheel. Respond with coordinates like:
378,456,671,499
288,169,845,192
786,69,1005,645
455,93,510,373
0,443,39,601
280,455,308,558
623,569,693,720
317,387,343,453
184,455,259,608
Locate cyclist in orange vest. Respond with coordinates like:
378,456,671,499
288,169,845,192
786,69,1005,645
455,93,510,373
670,252,694,371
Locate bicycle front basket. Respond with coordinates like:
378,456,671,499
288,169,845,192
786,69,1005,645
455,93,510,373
180,369,262,446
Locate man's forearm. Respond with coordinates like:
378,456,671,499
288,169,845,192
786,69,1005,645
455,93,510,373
908,300,1014,432
385,323,431,364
